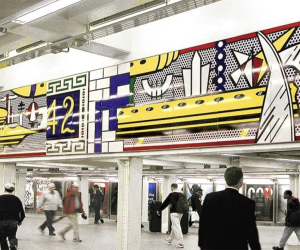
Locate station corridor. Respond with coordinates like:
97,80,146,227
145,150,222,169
13,213,299,250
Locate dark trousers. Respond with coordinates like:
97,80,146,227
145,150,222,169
40,210,56,233
0,220,18,250
93,205,101,222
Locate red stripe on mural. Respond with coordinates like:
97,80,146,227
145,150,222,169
180,42,215,54
0,152,46,158
262,21,300,34
226,33,257,44
124,139,256,151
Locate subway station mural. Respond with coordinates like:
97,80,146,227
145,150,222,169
2,21,300,156
0,83,47,156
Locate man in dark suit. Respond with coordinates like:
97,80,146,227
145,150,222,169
198,167,261,250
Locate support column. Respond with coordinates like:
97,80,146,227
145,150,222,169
289,174,299,198
117,157,143,250
77,175,89,224
0,163,16,193
16,173,26,208
142,176,149,223
161,175,176,234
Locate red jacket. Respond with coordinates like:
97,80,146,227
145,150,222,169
63,190,84,214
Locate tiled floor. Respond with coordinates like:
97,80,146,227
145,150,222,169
13,213,300,249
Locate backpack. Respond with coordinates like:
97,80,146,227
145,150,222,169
176,193,189,213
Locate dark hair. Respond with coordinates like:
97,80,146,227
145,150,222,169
5,188,14,193
93,184,99,189
284,190,292,196
224,167,243,186
171,183,178,189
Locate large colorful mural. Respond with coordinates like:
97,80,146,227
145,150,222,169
2,21,300,156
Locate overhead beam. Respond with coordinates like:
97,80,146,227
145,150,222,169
71,41,130,57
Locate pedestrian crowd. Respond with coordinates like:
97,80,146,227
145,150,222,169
0,167,299,249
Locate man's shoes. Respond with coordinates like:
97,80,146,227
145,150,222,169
100,219,104,224
49,232,56,236
175,243,184,248
58,232,65,240
272,247,284,250
73,238,82,242
94,221,99,224
164,238,172,245
38,226,44,234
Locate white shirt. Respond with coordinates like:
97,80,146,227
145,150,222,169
37,190,63,211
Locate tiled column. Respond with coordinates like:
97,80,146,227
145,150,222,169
16,172,27,208
142,176,149,223
289,174,299,197
77,175,89,224
117,158,143,250
0,163,16,194
287,172,300,246
161,175,176,233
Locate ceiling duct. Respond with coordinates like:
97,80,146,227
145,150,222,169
90,0,166,27
16,41,46,53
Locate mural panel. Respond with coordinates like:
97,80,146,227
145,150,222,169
46,73,88,155
3,21,300,156
117,22,300,152
0,83,47,156
87,63,131,154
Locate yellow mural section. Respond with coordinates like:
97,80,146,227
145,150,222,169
256,28,295,82
130,51,179,76
117,84,298,135
12,82,47,98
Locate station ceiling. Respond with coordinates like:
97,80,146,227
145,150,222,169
4,143,300,178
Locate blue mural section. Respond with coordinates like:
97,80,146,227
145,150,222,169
47,90,80,140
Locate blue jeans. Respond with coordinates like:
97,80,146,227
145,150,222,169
0,219,18,250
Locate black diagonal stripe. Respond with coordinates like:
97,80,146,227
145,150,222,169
256,115,274,142
264,85,283,115
271,115,289,143
117,113,260,134
260,106,275,129
265,117,279,142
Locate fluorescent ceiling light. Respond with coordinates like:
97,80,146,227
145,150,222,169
12,0,83,24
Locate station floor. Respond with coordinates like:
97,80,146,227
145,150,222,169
14,213,300,250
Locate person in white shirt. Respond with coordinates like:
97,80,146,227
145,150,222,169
37,183,63,236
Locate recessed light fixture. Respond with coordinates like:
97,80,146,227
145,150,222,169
12,0,84,24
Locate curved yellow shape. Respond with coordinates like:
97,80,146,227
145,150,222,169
0,109,7,126
130,51,179,76
12,82,47,98
0,125,37,147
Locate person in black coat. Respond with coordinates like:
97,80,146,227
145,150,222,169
191,185,203,217
91,185,104,224
273,190,300,250
198,167,261,250
0,183,25,250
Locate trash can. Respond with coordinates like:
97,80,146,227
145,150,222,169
148,200,162,232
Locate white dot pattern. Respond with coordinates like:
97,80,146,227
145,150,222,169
286,27,300,48
123,128,257,146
